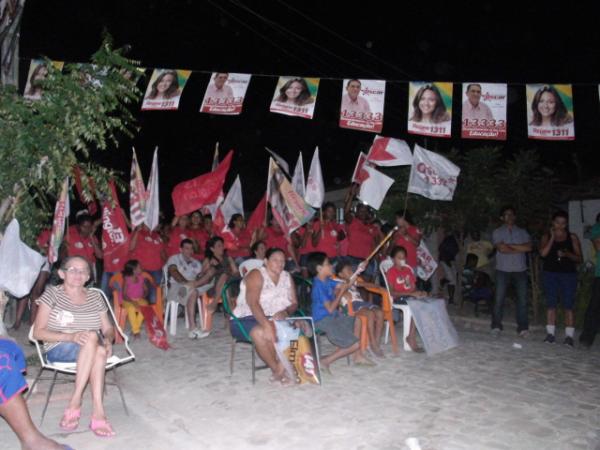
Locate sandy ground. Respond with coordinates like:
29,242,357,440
1,312,600,450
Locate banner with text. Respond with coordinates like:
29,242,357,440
141,69,191,111
407,82,453,138
526,84,574,140
339,79,385,133
23,59,64,101
201,72,251,115
270,76,319,119
461,82,507,140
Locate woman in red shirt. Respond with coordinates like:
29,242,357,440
385,246,425,352
224,214,251,263
187,211,209,260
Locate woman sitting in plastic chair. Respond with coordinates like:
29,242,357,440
33,256,117,437
230,247,298,386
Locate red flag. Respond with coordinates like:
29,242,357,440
366,136,412,167
102,181,130,273
72,166,98,215
171,151,233,216
351,152,371,184
140,306,170,350
246,193,267,237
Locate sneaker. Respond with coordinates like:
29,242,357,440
518,330,529,339
491,328,501,337
543,334,555,344
563,336,574,347
188,328,210,339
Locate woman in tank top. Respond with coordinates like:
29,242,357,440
539,210,582,346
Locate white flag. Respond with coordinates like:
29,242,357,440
144,147,160,231
221,175,244,225
367,136,412,167
304,147,325,208
407,144,460,201
265,147,290,175
211,143,219,171
129,148,147,227
291,152,305,197
358,165,394,210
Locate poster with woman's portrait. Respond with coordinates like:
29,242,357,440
339,79,385,133
526,84,574,140
461,82,507,140
269,76,319,119
201,72,251,115
407,82,453,138
23,59,64,101
141,69,191,111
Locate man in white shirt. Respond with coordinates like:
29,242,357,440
166,239,215,339
203,72,234,102
341,79,371,116
462,83,494,121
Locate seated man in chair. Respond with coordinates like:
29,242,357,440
165,239,215,339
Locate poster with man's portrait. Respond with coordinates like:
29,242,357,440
201,72,251,115
461,82,507,140
339,79,385,133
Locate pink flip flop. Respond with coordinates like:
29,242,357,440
89,416,116,437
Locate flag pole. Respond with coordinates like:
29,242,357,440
350,225,398,281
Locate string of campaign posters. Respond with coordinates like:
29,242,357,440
23,58,587,142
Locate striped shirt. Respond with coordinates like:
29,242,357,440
36,285,107,351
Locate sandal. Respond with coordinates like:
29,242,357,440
59,407,80,431
89,416,116,437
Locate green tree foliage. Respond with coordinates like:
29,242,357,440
0,35,142,243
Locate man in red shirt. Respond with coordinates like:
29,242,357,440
259,217,298,271
167,215,190,257
66,214,103,280
392,211,422,270
129,224,166,284
344,186,381,280
187,211,209,261
311,202,345,264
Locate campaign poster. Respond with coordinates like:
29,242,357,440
526,84,574,140
461,82,507,140
407,81,453,138
270,76,319,119
339,79,385,133
200,72,251,115
141,68,191,111
23,59,64,101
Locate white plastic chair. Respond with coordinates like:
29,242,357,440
162,264,210,336
238,258,264,277
380,258,414,352
26,288,135,425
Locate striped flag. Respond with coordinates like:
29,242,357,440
48,177,70,264
144,147,160,231
130,148,147,227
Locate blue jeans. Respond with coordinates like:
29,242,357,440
492,270,529,332
100,271,116,299
542,271,577,310
46,342,80,363
147,270,163,304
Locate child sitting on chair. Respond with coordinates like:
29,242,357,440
335,259,385,357
122,259,150,339
385,246,425,352
307,252,374,372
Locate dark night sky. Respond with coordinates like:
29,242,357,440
18,0,600,216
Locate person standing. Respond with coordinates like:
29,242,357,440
539,210,582,346
491,206,532,337
579,212,600,348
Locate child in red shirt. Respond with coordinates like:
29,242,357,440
385,246,425,352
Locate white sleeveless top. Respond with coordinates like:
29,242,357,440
233,266,292,318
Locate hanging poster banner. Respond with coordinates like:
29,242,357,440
461,82,507,140
200,72,251,115
23,59,64,101
270,76,319,119
407,81,453,138
141,68,191,111
526,84,574,140
339,79,385,133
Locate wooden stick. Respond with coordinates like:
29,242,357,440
350,225,398,280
